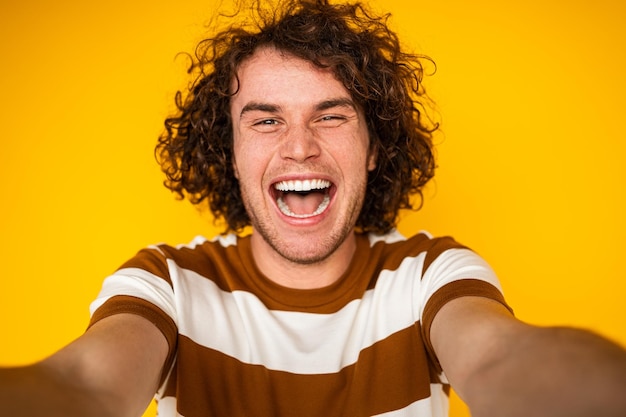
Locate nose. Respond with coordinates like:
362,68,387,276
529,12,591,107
279,125,321,162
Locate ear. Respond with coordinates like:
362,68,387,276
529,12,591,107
232,156,240,179
367,144,378,172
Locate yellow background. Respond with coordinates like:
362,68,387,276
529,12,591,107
1,0,624,416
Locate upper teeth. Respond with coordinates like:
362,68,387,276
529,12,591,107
274,179,330,192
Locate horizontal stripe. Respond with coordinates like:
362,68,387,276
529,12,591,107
111,232,473,315
90,267,178,323
420,236,468,276
167,324,439,417
156,386,449,417
169,261,420,374
159,233,376,313
116,247,173,287
417,247,501,322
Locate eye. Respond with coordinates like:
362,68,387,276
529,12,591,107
254,119,279,126
249,118,284,133
321,115,344,121
316,114,349,127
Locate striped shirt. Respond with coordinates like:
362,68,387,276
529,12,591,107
89,230,509,416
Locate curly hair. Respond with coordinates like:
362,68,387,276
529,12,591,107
156,0,438,234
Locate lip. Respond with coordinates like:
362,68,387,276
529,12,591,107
269,174,336,223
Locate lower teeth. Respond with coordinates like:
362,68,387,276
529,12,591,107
277,194,330,218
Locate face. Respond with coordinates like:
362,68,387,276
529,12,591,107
231,47,376,267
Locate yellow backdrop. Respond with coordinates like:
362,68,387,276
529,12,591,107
1,1,624,416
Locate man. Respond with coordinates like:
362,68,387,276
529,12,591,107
2,0,626,416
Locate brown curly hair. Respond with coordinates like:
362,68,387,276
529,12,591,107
156,0,438,234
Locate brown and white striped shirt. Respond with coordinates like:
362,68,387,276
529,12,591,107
89,230,510,416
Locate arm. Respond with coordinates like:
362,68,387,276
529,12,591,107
0,313,169,417
431,296,626,417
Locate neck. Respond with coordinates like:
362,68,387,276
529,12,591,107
249,231,358,289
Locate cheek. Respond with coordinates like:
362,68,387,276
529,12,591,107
232,136,254,181
233,143,269,186
349,136,376,172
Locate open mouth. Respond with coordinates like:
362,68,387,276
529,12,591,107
273,179,332,219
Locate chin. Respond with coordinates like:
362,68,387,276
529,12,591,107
274,242,336,265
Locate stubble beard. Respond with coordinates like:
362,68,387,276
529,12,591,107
243,187,366,266
254,214,356,265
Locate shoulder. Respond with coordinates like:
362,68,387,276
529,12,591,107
364,230,470,274
115,234,243,277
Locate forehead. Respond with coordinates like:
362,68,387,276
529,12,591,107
231,47,352,110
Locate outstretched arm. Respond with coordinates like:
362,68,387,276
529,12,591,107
431,296,626,417
0,313,169,417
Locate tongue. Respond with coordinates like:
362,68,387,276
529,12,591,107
283,192,325,215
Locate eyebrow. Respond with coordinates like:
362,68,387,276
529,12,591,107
240,102,281,118
315,97,357,112
239,97,356,119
